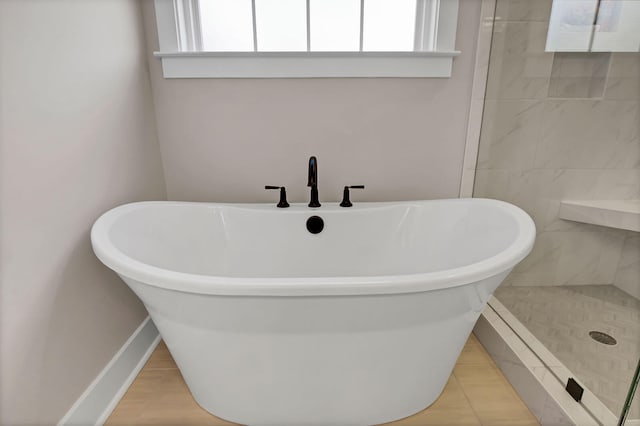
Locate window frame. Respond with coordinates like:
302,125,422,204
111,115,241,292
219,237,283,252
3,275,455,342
153,0,460,78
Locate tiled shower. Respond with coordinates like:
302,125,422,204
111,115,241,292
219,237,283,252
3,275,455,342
474,0,639,421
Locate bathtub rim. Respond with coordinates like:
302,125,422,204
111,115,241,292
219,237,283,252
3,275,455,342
91,198,535,296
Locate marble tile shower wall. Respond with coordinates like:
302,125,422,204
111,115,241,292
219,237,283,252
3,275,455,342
474,0,640,294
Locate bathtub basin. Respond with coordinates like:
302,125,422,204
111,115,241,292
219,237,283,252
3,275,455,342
91,198,535,426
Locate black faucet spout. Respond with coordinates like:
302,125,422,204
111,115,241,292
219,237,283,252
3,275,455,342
307,156,321,208
308,156,317,187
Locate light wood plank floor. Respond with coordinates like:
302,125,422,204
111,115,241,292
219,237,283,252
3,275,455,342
107,334,539,426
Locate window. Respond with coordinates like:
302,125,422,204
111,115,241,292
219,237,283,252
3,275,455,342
154,0,460,78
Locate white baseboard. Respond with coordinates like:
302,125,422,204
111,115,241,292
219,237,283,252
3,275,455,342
57,316,160,426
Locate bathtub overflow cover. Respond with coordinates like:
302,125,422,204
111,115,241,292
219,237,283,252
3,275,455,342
306,216,324,234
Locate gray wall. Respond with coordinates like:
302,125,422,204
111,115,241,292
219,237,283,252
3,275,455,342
474,0,640,294
0,1,167,423
142,0,482,204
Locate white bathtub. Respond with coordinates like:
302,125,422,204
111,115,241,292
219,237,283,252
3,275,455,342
91,198,535,426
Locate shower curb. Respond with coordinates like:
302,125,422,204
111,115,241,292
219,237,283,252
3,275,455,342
57,317,160,426
473,303,602,426
488,295,625,425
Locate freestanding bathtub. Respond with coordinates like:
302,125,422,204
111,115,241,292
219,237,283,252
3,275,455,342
91,198,535,426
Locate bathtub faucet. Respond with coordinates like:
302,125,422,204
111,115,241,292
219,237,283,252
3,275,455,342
307,156,321,208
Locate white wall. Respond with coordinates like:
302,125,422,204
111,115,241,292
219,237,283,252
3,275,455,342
0,1,167,424
142,0,482,204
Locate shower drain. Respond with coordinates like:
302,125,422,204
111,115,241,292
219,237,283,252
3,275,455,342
589,331,617,345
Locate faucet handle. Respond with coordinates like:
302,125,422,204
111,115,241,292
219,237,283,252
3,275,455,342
340,185,365,207
265,186,290,208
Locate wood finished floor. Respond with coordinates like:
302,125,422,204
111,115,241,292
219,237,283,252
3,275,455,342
107,334,539,426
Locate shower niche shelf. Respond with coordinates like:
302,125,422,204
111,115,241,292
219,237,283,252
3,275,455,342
559,199,640,232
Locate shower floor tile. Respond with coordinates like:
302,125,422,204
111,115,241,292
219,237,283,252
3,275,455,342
106,336,538,426
495,284,640,420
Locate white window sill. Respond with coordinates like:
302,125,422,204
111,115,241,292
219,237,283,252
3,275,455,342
153,51,461,78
